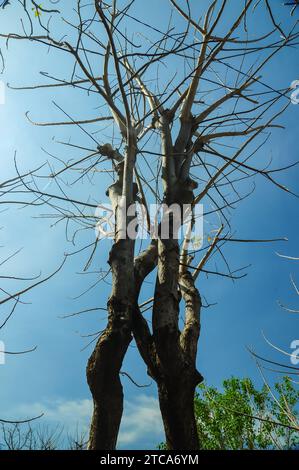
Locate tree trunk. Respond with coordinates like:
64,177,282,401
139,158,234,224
132,225,204,450
86,320,132,449
157,374,200,450
86,238,135,450
152,234,203,450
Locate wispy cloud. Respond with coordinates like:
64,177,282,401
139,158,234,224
3,394,164,449
14,398,92,433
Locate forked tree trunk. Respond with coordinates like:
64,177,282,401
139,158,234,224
152,232,203,450
132,218,204,450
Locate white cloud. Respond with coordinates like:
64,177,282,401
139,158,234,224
119,395,163,447
3,394,164,449
15,398,93,433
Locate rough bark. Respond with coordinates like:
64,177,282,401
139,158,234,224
86,318,132,450
130,118,204,446
87,145,136,450
86,239,135,450
152,235,203,450
132,225,203,450
157,373,201,450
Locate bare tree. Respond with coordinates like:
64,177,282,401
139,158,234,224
0,0,298,450
0,422,87,450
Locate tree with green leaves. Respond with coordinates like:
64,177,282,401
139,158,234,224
161,376,299,450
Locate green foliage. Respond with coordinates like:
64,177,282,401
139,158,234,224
159,376,299,450
196,376,299,450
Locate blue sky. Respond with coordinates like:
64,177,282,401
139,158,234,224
0,0,298,449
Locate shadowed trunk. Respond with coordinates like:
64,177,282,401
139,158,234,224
132,217,204,450
87,237,135,450
86,320,132,450
157,374,201,450
86,130,137,450
152,232,203,450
